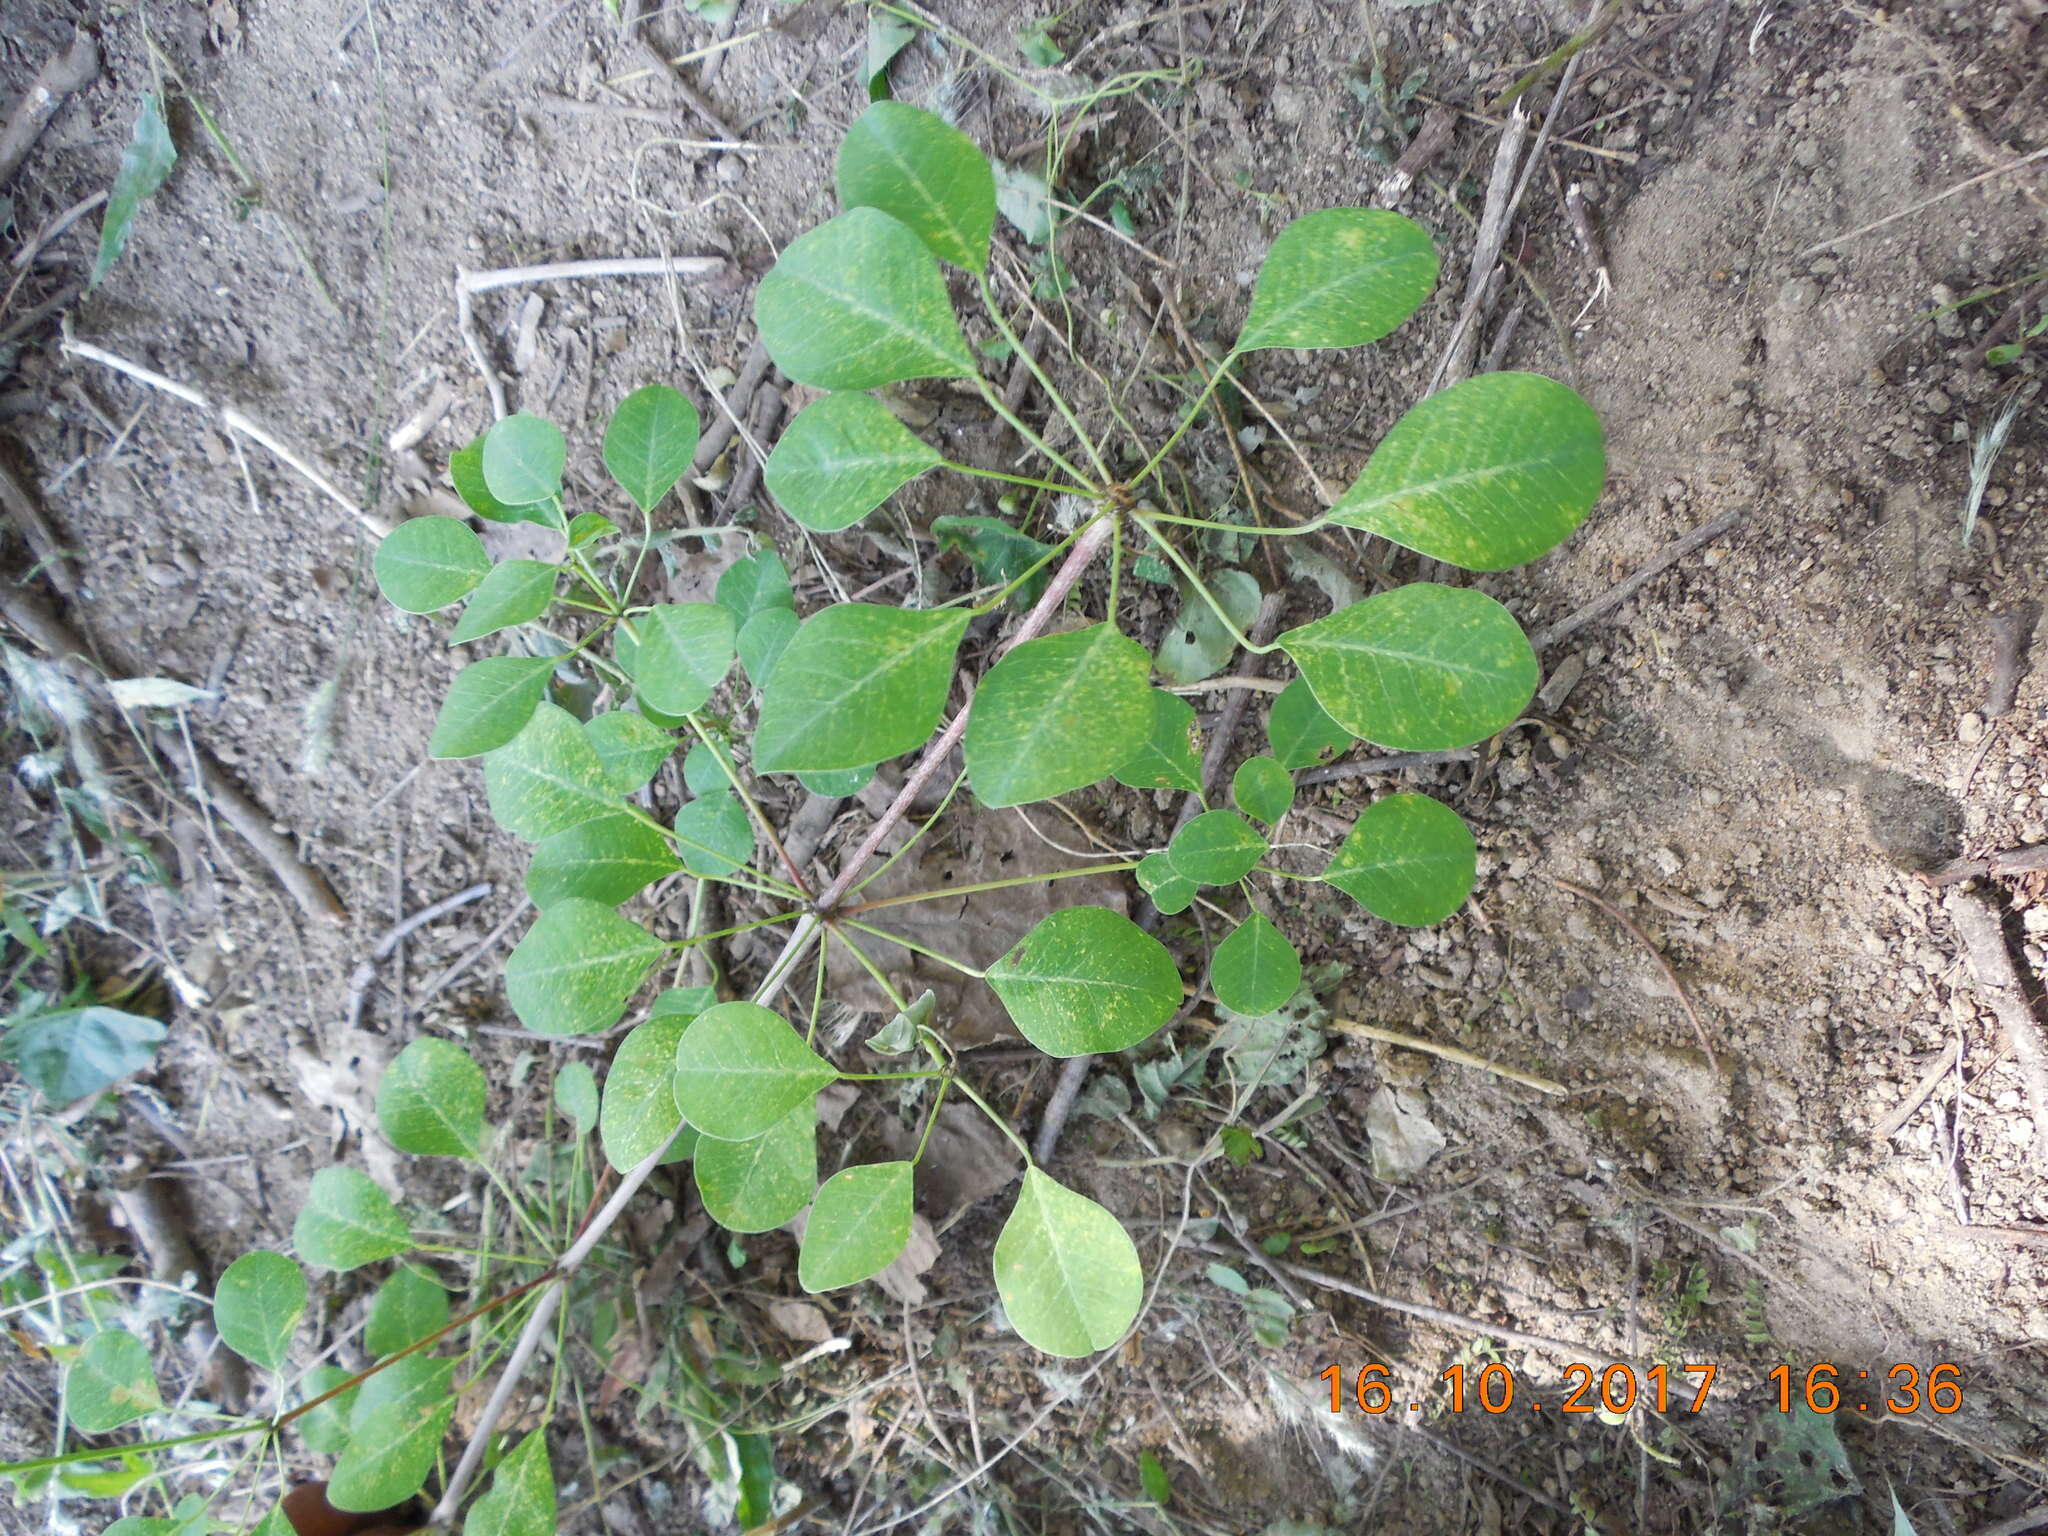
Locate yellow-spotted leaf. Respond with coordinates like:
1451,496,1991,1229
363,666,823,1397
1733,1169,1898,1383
673,1001,837,1141
1238,208,1438,352
694,1100,816,1232
965,623,1153,808
987,906,1180,1057
503,899,664,1036
799,1161,914,1291
1322,793,1476,926
994,1169,1142,1356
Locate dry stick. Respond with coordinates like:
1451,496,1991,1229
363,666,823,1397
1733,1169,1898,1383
0,456,76,594
633,34,737,140
1961,280,2048,373
1871,1039,1961,1142
1965,1508,2048,1536
1528,506,1743,651
1296,748,1477,788
1924,844,2048,889
1984,604,2037,719
1429,105,1527,396
1796,144,2048,259
343,882,493,1032
1322,1016,1566,1096
1942,889,2048,1154
0,28,99,189
8,190,104,269
1552,877,1720,1078
692,337,772,473
0,585,351,922
57,336,390,538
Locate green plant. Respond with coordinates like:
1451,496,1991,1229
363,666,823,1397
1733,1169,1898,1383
1,99,1602,1530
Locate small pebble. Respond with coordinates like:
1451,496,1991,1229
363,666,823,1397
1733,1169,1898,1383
1957,711,1985,745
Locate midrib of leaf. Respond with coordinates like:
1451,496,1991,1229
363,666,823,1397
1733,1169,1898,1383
1252,249,1418,341
1029,1179,1093,1345
1337,448,1586,521
875,137,966,264
1299,633,1506,683
517,935,655,985
786,263,962,375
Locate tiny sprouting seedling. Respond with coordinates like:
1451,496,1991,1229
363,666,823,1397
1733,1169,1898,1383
3,99,1604,1530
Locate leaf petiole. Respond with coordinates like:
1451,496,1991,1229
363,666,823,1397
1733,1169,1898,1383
1135,513,1283,655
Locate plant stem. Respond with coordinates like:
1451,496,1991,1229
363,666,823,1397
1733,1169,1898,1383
1131,350,1238,489
1140,507,1323,537
971,374,1097,492
838,917,988,978
949,1075,1035,1168
839,860,1139,916
684,715,812,896
1135,513,1283,655
975,273,1111,485
939,458,1095,500
910,1074,954,1164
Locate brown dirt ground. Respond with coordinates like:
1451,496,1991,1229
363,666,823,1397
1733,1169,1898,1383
2,0,2046,1532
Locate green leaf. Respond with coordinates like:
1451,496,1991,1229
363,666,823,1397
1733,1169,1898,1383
451,436,551,526
449,561,557,645
626,603,736,717
601,1013,695,1173
554,1061,599,1135
866,989,932,1054
1167,811,1267,886
67,1331,161,1433
993,1169,1141,1356
965,623,1153,807
377,1038,486,1158
293,1365,357,1454
754,207,977,390
799,1161,913,1291
604,384,701,513
1017,17,1064,66
584,710,673,793
795,764,873,796
764,392,944,532
994,161,1054,245
933,515,1054,609
1231,757,1293,824
681,741,731,796
1113,691,1203,795
1140,1449,1172,1507
429,656,556,759
1155,568,1261,685
213,1251,306,1372
1322,793,1476,926
694,1100,816,1232
652,985,716,1022
673,1001,837,1141
484,703,621,840
329,1354,456,1512
374,517,490,614
1237,208,1438,353
755,604,969,772
836,101,996,272
0,1005,164,1104
293,1167,410,1271
671,790,754,878
987,905,1181,1057
91,95,177,290
504,899,665,1036
482,414,567,506
1280,584,1537,751
364,1264,449,1356
567,511,618,548
1267,677,1351,770
737,607,799,691
715,548,794,624
864,8,916,93
1326,373,1605,571
527,813,680,908
1135,852,1196,915
1211,914,1301,1016
465,1428,555,1536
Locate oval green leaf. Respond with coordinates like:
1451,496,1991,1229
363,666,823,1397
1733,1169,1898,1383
755,604,969,773
1327,372,1606,571
584,709,673,793
755,207,976,390
601,1013,696,1173
293,1365,357,1455
694,1100,817,1232
1231,756,1293,824
214,1251,307,1373
682,741,731,796
1279,584,1537,751
994,1169,1142,1356
1322,793,1476,926
451,434,551,526
449,560,557,645
987,905,1181,1057
672,790,754,879
837,101,997,272
796,765,873,797
765,392,945,532
1135,851,1196,915
1167,810,1267,887
484,702,621,840
555,1061,599,1135
527,813,680,908
1113,690,1203,795
481,413,566,506
604,383,701,514
1237,208,1439,353
292,1166,410,1272
364,1263,449,1356
67,1331,161,1433
504,898,664,1036
1267,676,1351,770
465,1428,556,1536
1211,914,1301,1016
800,1161,913,1292
965,623,1153,808
377,1038,486,1158
627,603,736,718
374,517,489,614
329,1354,456,1512
716,547,794,624
429,655,555,760
737,606,799,691
673,1001,838,1141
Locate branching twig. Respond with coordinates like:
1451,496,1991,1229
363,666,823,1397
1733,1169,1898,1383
1942,889,2048,1154
1529,507,1744,651
344,883,494,1031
